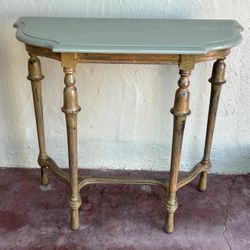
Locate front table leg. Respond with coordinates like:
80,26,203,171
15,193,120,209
166,69,192,233
198,58,226,191
61,67,82,230
27,54,48,186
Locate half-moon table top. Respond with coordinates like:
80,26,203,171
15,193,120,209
14,17,243,55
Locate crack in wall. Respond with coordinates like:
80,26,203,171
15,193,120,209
223,176,238,250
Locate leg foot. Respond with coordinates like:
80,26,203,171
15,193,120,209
41,166,49,186
198,171,207,192
69,194,82,230
71,209,80,230
165,212,174,233
165,195,178,233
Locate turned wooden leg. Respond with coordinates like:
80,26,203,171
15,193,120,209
61,67,82,230
165,69,191,233
198,58,226,192
27,54,48,186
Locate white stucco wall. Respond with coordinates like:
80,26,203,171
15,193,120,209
0,0,249,173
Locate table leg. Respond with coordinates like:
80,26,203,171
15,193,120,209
27,54,48,186
165,69,191,233
61,67,82,230
198,58,226,191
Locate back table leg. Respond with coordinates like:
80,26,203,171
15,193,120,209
27,54,48,186
198,58,226,192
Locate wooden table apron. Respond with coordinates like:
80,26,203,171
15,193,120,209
14,17,243,233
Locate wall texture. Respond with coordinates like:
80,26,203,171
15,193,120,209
0,0,249,173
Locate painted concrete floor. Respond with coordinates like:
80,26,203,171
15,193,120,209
0,168,249,250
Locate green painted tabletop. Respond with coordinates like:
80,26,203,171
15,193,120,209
14,17,243,54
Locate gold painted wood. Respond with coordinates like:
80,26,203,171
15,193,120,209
61,66,82,230
27,54,48,186
26,44,230,65
36,155,168,190
38,156,70,184
198,58,226,192
36,154,211,192
78,176,167,190
165,69,192,233
26,45,61,62
177,161,211,190
25,42,230,233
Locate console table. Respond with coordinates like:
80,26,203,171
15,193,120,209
14,17,243,233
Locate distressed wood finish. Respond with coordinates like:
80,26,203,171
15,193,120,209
165,68,192,233
198,58,226,191
25,42,231,233
27,54,48,186
26,44,230,65
61,66,82,230
25,44,230,232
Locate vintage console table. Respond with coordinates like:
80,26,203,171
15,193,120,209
14,17,243,233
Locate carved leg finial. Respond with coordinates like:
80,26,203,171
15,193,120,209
27,54,48,186
198,58,226,192
61,67,82,230
166,69,191,233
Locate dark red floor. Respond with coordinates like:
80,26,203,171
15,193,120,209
0,168,249,250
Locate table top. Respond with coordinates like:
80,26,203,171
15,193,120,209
14,17,243,55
